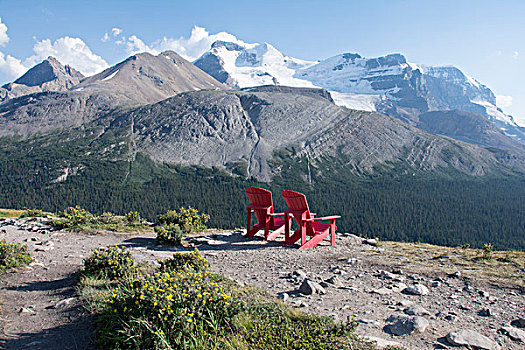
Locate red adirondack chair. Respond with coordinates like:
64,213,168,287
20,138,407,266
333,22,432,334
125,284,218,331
281,190,341,249
245,187,288,240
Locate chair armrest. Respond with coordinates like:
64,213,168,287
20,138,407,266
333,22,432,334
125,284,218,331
311,215,341,221
269,212,285,216
247,204,271,210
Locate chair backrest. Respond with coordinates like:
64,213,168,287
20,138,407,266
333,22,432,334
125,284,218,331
281,190,312,227
246,187,274,224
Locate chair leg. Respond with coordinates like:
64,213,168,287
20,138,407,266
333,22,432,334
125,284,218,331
330,220,336,246
246,209,252,237
299,230,330,249
266,225,285,241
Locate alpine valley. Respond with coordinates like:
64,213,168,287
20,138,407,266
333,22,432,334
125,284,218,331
0,41,524,250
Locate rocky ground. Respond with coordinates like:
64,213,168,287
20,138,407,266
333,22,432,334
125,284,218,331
0,217,524,350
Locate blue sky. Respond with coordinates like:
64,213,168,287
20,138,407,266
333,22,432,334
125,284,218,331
0,0,524,124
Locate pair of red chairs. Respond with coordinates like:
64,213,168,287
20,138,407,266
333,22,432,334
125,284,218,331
245,187,341,249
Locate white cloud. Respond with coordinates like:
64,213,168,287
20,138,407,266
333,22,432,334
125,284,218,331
513,51,519,59
496,94,513,109
124,35,155,55
0,18,9,47
101,32,110,42
111,28,122,37
0,52,27,79
27,36,109,76
110,25,247,61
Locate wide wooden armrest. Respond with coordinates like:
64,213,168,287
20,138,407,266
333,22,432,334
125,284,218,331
311,215,341,221
269,212,285,216
247,204,271,210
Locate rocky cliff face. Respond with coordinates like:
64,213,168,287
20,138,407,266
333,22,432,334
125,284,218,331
107,89,523,181
1,85,523,180
0,57,84,102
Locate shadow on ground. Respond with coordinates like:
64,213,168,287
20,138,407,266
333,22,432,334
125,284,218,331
0,313,94,350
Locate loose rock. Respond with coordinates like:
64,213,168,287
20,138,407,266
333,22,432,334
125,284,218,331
299,279,326,295
446,330,501,350
403,283,429,296
500,326,525,342
404,305,431,316
385,315,429,336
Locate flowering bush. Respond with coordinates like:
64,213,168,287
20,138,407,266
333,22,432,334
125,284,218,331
157,207,209,234
0,240,32,273
52,207,148,232
155,224,183,246
125,211,142,225
159,249,209,273
82,246,135,280
97,254,237,349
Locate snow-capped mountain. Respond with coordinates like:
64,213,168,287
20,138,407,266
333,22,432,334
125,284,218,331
195,40,524,144
194,40,317,88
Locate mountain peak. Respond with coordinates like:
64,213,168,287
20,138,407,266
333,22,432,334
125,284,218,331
211,40,245,51
14,56,84,87
73,50,227,104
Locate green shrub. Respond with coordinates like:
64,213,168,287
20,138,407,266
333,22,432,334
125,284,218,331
125,211,142,225
481,243,494,260
233,309,360,350
159,249,209,273
53,206,95,229
98,212,121,225
155,224,183,246
19,208,45,218
157,207,209,234
52,207,148,232
0,240,32,273
82,246,135,280
96,264,237,349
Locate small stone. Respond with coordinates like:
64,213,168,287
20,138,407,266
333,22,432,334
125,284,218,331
325,275,343,287
479,308,493,317
398,300,414,307
386,315,429,336
378,270,397,280
19,307,36,314
500,326,525,342
278,293,289,302
431,280,442,287
346,258,360,264
291,270,307,280
404,305,431,316
54,297,76,309
28,262,45,268
298,279,325,295
403,283,429,296
479,290,490,298
519,316,525,327
446,330,501,350
361,336,402,349
445,314,457,322
358,318,380,326
363,238,378,246
448,271,461,278
372,287,392,295
390,282,407,293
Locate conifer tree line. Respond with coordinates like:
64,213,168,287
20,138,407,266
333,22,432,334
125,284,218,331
1,149,523,251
